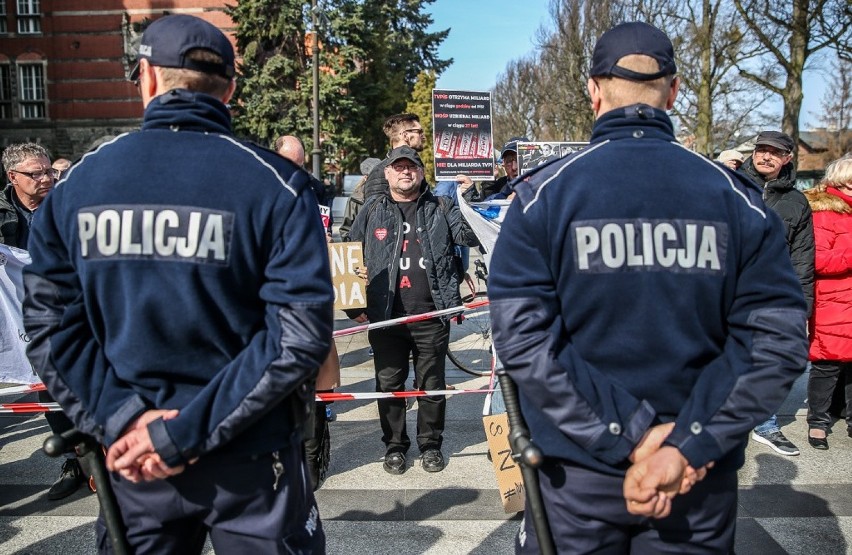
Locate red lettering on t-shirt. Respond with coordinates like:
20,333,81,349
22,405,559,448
399,275,411,288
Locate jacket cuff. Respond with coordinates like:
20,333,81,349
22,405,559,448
148,417,185,467
103,394,148,446
663,424,723,469
593,399,657,466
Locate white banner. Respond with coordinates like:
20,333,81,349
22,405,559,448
0,244,36,384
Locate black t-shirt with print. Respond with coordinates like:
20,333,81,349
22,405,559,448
392,200,436,316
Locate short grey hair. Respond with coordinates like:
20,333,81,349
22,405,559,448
3,143,50,174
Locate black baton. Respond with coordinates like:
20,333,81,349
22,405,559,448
497,369,556,555
44,429,132,555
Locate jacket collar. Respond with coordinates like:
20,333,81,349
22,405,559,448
142,89,232,134
591,104,675,144
741,157,796,191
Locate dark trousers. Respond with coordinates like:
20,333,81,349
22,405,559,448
518,460,737,554
807,360,852,431
369,317,449,455
97,444,325,554
38,390,74,435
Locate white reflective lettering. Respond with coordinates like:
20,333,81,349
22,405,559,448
176,212,201,257
120,210,142,255
654,223,676,267
676,224,697,268
624,223,644,266
97,210,120,256
575,226,599,270
697,226,721,269
141,210,154,255
600,223,625,268
78,213,96,256
155,210,178,255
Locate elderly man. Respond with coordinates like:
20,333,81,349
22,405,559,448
348,146,478,475
489,22,807,553
740,130,814,456
23,15,331,553
2,143,86,501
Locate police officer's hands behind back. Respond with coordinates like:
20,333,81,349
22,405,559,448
106,409,187,483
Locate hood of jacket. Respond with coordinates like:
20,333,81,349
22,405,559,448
805,186,852,215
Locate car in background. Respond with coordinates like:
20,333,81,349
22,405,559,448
331,174,363,222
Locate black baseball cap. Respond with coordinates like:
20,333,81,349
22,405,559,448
500,136,530,158
129,15,235,81
386,146,423,168
754,131,795,153
590,22,677,81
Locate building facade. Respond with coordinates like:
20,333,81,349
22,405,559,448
0,1,233,159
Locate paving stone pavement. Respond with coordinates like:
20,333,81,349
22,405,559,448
1,313,850,554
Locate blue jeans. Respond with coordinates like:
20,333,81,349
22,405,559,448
754,414,780,435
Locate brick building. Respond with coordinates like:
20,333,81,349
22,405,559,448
0,1,233,160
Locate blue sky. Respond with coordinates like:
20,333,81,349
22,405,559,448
426,0,828,130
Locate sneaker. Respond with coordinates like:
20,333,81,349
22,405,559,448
367,347,374,357
325,405,336,422
47,458,86,500
421,449,446,472
383,452,407,475
751,430,799,456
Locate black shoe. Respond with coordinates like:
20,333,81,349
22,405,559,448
383,452,407,475
47,458,85,501
421,449,445,473
847,427,852,439
808,435,829,450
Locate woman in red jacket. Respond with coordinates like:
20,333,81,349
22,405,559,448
805,154,852,450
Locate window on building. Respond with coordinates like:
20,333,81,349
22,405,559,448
0,2,8,35
18,63,45,119
16,0,40,35
0,65,11,119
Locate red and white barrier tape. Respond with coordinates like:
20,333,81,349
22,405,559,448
333,298,489,338
0,387,495,413
0,382,46,396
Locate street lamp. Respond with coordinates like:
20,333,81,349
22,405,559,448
311,0,322,180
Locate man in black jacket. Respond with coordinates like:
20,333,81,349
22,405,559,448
348,146,478,475
741,130,815,457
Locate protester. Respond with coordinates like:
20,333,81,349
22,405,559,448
275,134,333,241
2,143,86,501
347,146,478,475
275,133,340,489
741,130,814,456
51,158,73,181
23,15,332,553
489,22,807,553
803,154,852,450
339,156,381,240
717,149,744,170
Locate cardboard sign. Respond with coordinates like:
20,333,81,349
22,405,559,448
328,242,366,310
483,412,526,513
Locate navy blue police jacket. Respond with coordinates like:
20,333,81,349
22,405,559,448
23,90,334,467
489,104,808,476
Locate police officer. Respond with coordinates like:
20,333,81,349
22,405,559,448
23,15,332,554
489,22,808,553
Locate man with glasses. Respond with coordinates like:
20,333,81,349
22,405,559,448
1,143,87,501
740,130,814,457
347,146,478,475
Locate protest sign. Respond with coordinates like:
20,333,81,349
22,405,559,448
483,412,526,513
432,89,494,180
0,245,36,384
328,242,366,310
518,141,588,176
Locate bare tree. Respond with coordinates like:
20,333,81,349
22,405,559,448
732,0,852,147
811,55,852,160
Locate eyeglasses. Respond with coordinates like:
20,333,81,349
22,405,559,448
754,146,790,158
403,128,425,135
12,168,57,181
390,163,420,173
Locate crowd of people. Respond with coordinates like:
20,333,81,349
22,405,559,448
2,13,850,555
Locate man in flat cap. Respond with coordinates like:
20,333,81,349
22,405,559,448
740,130,814,457
23,14,331,553
347,146,478,475
489,21,807,553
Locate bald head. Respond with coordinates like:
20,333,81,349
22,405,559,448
275,135,306,166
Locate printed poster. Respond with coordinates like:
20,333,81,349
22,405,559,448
432,89,494,180
517,141,588,176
